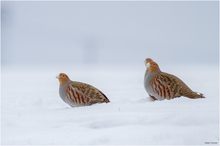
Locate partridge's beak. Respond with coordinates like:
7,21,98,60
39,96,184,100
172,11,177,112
56,75,59,79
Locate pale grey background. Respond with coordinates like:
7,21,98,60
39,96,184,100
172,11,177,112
1,1,219,66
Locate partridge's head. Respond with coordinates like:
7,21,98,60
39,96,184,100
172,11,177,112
56,73,70,85
145,58,161,73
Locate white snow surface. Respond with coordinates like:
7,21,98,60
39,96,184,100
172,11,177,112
1,64,219,145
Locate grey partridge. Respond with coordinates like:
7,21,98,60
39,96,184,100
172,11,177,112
144,58,205,100
57,73,110,107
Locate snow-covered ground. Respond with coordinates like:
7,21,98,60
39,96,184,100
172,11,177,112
1,64,219,145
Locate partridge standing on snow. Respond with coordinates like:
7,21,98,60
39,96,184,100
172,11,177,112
144,58,205,100
57,73,110,107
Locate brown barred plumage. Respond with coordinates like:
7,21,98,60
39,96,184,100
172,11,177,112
66,85,90,105
57,73,110,107
144,58,205,101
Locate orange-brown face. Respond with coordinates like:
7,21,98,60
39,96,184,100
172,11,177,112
145,58,160,72
56,73,70,85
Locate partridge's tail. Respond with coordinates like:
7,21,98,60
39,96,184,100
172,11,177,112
89,97,110,105
183,91,205,99
89,91,110,104
99,91,110,103
104,98,110,103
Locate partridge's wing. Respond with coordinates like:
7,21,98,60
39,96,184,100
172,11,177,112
71,81,110,103
66,84,91,105
152,72,192,99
